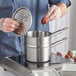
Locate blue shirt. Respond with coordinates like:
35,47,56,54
0,0,71,59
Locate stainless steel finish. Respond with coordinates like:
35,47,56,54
0,53,71,76
25,46,50,63
32,68,60,76
0,58,31,76
25,27,69,47
60,63,76,76
25,27,69,63
0,57,71,76
0,58,58,76
51,27,69,35
25,31,51,47
61,71,76,76
25,31,51,63
12,7,32,36
27,62,50,69
51,37,68,48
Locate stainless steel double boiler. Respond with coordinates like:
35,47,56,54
25,31,51,63
24,28,68,63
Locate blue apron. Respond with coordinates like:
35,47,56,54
0,0,71,59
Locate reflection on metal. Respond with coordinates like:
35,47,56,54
0,54,71,76
12,7,32,36
51,37,68,48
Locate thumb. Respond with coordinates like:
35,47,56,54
45,6,55,18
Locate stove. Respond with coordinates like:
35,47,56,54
0,53,71,76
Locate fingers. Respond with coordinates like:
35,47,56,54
45,5,61,21
10,20,19,28
2,18,20,32
49,10,58,21
3,26,16,32
45,6,54,18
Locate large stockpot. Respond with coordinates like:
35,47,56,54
25,27,68,63
25,31,51,63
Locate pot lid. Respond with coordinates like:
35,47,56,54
12,7,32,36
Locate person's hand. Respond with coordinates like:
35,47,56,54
0,18,20,32
45,5,61,21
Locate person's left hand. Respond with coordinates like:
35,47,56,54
45,5,61,21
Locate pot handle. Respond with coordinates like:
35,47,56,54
51,27,69,35
51,37,68,48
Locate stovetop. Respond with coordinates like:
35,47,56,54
7,53,70,69
0,53,71,76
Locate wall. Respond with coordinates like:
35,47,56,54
69,0,76,50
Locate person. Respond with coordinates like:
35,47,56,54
0,0,71,59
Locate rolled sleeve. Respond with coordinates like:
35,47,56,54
48,0,71,7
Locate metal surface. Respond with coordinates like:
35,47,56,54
32,68,60,76
12,7,32,36
25,31,51,63
60,63,76,76
25,46,50,63
25,31,51,47
0,58,60,76
25,27,69,47
0,54,71,76
25,27,69,63
0,58,31,76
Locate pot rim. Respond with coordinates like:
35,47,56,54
25,31,52,38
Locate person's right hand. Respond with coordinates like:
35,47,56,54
45,5,61,21
0,18,20,32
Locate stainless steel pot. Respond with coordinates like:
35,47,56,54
25,27,69,63
25,31,51,63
